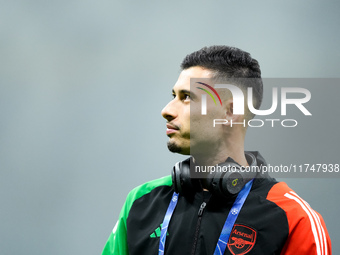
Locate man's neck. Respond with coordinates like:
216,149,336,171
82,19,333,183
192,142,248,167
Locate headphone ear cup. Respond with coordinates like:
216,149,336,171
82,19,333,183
208,170,224,196
208,152,257,197
208,163,243,197
171,158,200,197
171,162,182,194
222,171,245,196
180,161,194,195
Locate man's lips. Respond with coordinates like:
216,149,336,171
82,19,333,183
166,123,179,135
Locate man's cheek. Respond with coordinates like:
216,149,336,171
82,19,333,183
190,102,202,115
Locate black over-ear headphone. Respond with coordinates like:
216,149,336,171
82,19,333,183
171,152,257,198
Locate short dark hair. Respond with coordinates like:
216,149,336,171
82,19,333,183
181,45,263,115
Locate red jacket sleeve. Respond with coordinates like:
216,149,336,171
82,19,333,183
267,182,332,255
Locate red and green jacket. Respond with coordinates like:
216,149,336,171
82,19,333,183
102,156,331,255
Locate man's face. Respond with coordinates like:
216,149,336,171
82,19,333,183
161,66,226,155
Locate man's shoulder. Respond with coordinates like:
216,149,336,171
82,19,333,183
267,181,305,211
119,175,173,220
126,175,173,204
267,182,331,253
266,181,323,224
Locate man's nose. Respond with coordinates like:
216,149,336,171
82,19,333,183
161,100,177,121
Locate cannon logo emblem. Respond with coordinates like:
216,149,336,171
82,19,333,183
227,224,257,255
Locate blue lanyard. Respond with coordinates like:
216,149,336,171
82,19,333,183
158,179,253,255
213,179,253,255
158,192,179,255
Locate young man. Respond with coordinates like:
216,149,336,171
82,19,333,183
102,46,331,255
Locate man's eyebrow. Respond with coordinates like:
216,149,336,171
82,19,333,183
180,89,191,95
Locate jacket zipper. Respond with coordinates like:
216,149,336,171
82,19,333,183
191,202,207,255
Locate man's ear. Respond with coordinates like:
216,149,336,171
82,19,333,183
224,99,244,125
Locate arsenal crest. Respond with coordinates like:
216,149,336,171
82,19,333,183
227,224,257,255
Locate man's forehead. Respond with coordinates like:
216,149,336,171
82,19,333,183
172,67,214,92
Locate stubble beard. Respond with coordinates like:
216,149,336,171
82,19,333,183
167,134,190,155
167,141,183,153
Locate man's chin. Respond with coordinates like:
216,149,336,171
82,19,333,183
167,141,190,155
